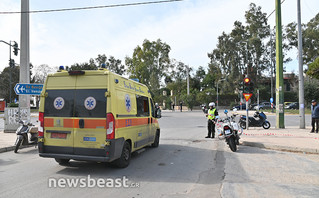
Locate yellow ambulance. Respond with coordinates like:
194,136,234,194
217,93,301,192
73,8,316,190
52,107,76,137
38,67,161,168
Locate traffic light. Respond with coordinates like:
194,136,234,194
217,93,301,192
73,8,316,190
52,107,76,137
9,59,15,67
243,77,254,93
13,41,19,56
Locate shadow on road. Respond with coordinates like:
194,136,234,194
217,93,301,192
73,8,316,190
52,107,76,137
53,143,229,185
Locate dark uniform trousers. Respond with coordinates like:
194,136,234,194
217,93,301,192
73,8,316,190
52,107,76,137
311,118,319,132
207,119,216,138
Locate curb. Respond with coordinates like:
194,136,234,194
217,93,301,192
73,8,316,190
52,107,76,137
0,145,35,153
241,141,319,154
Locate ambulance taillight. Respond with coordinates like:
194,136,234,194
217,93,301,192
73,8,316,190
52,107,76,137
106,113,115,139
38,112,44,137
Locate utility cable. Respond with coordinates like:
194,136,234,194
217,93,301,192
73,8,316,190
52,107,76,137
0,0,184,14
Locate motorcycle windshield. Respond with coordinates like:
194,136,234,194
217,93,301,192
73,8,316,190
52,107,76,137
259,112,267,119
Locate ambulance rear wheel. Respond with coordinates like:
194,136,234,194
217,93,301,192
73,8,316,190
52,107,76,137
55,158,70,165
151,131,160,148
113,141,131,168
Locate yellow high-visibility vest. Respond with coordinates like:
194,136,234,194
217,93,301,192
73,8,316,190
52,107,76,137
208,108,216,120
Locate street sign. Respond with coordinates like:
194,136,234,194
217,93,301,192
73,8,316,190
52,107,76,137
270,97,273,103
14,83,43,95
243,93,253,102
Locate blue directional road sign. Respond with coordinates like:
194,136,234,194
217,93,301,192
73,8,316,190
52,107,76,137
14,83,43,95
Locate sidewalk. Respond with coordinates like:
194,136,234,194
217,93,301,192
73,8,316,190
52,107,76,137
0,112,39,153
241,126,319,154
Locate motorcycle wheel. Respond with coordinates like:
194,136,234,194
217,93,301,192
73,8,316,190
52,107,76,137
14,138,23,153
228,137,237,152
262,121,271,129
239,122,246,129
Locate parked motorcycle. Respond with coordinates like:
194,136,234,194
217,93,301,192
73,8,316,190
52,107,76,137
218,109,243,152
14,120,38,153
239,111,270,129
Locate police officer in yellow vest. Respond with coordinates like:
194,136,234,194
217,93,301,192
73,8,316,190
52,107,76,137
205,102,218,138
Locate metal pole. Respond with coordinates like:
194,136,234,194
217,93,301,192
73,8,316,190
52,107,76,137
216,81,219,110
257,89,259,106
275,0,285,128
246,42,249,130
240,91,243,110
186,66,189,95
297,0,305,129
9,41,12,104
20,0,30,122
246,101,249,130
270,31,275,113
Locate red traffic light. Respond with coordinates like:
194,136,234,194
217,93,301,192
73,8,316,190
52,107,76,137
244,77,251,84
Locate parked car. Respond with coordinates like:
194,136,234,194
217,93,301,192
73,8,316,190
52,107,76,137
249,103,258,110
285,102,299,109
233,103,247,110
254,102,272,110
284,102,294,106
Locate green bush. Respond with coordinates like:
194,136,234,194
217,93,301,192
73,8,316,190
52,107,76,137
8,103,18,107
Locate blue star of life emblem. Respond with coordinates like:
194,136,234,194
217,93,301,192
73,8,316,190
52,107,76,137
53,97,64,110
84,97,96,110
125,94,131,112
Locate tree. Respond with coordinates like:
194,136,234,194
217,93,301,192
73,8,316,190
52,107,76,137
68,54,125,75
0,66,20,102
307,57,319,79
181,90,198,111
126,39,171,92
304,80,319,105
95,54,125,75
208,3,272,95
32,64,56,83
286,13,319,65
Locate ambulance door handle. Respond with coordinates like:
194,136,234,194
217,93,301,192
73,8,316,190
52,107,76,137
79,119,85,128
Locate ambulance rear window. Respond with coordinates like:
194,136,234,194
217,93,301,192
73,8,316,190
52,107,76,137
44,90,74,117
44,89,106,118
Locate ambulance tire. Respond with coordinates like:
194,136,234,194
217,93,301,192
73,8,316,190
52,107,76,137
151,130,160,148
113,141,131,168
55,158,70,165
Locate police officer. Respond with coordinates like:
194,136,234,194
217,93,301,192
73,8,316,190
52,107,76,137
205,102,218,138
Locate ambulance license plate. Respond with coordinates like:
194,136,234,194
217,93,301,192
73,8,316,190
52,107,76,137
51,133,67,139
83,137,96,142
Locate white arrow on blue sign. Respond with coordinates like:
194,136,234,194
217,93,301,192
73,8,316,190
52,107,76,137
14,83,43,95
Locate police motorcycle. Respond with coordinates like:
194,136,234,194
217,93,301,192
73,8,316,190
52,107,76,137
238,110,270,129
14,115,38,153
217,109,243,152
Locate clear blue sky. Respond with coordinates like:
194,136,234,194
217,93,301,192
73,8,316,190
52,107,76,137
0,0,318,75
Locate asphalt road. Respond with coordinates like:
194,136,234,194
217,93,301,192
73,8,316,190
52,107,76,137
0,111,319,198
